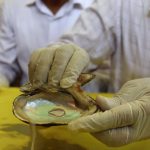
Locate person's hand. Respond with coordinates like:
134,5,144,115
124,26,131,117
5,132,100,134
68,78,150,147
28,43,89,89
0,74,9,87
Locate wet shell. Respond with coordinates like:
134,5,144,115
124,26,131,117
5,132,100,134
13,74,98,125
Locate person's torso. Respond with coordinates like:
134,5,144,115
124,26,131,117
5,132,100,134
8,0,94,84
109,0,150,92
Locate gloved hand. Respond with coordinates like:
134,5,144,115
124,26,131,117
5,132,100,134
68,78,150,147
0,74,9,87
28,43,89,89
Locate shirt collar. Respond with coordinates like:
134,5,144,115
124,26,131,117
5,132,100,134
25,0,93,18
26,0,92,8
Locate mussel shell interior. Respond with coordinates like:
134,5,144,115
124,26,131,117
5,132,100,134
13,92,83,125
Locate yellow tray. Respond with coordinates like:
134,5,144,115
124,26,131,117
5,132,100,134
0,88,149,150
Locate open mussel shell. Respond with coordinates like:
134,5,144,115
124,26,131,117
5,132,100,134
13,91,97,125
13,73,99,125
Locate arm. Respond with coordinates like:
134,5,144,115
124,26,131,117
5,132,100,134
60,0,116,63
0,0,19,86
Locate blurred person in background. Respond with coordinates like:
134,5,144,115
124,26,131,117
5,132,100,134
0,0,106,92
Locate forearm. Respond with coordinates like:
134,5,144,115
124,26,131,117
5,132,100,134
0,73,9,87
59,0,115,61
0,63,18,84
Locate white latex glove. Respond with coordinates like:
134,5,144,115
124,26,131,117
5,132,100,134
68,78,150,147
28,43,89,89
0,74,9,87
